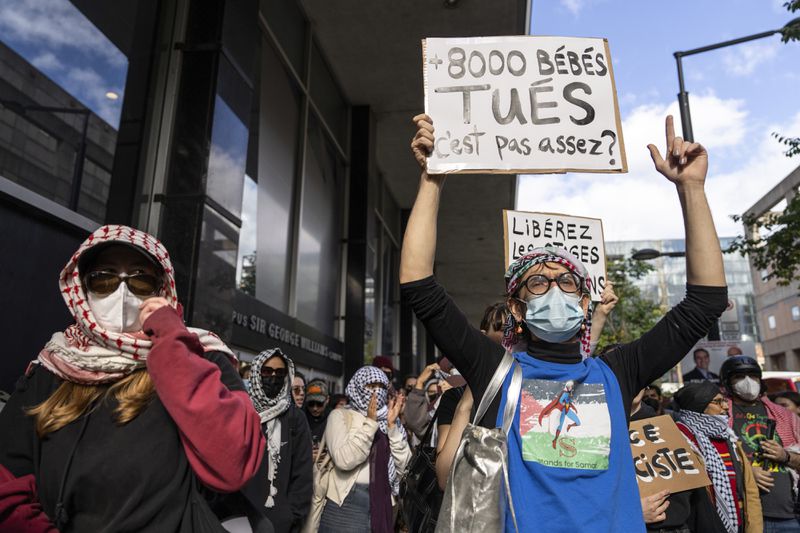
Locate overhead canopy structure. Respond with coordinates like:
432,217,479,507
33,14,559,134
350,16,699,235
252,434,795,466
301,0,531,323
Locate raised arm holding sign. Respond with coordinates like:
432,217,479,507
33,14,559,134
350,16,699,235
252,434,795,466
401,61,727,530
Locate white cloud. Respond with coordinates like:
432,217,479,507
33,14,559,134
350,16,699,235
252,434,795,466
518,94,799,242
0,0,127,68
61,67,124,126
31,52,62,71
560,0,584,16
722,40,780,76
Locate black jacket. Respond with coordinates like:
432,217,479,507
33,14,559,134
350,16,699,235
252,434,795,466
0,353,241,533
243,405,313,533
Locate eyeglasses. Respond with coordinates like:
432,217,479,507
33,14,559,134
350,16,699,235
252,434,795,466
308,401,325,408
709,397,729,407
85,270,161,297
519,272,582,297
260,367,288,378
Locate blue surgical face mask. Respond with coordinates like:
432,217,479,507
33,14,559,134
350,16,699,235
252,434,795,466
523,288,585,343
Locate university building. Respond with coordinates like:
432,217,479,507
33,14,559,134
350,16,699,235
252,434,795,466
0,0,529,392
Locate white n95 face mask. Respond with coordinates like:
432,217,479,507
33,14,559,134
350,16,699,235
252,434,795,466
732,376,761,401
87,282,146,333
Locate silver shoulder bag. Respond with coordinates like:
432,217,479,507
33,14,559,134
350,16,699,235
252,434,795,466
435,351,522,533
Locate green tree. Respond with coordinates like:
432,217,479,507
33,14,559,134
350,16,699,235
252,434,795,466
730,200,800,286
239,252,256,295
595,255,663,349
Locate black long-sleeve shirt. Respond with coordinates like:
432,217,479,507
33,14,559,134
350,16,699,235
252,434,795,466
401,276,727,427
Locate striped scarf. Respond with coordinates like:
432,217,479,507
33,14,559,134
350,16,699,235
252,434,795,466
37,225,233,384
503,247,593,358
677,410,739,533
752,396,800,447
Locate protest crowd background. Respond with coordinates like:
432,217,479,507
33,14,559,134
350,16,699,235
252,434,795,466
1,1,800,532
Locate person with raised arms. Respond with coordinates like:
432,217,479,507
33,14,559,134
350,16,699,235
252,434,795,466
400,114,728,532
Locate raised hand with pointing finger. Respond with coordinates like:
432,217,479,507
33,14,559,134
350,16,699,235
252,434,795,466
647,115,708,187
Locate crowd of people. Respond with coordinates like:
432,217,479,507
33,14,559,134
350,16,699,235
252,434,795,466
0,112,798,533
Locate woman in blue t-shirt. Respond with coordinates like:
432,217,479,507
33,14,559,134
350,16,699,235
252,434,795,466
400,114,728,532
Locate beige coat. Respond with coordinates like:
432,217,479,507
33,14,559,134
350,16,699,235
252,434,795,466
323,408,412,506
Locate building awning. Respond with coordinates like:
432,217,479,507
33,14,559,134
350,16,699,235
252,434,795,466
301,0,530,323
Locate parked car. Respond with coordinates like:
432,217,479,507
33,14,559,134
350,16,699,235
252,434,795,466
762,371,800,393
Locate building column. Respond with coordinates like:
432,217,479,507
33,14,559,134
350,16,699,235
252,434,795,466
344,106,371,382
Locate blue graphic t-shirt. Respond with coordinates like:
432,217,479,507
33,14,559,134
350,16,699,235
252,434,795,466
497,353,646,533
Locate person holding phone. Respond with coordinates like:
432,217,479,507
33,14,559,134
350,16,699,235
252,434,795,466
721,356,800,532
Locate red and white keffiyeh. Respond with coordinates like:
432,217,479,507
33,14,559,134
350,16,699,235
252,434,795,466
36,225,234,384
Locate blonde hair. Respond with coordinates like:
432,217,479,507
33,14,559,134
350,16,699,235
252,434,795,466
26,370,155,438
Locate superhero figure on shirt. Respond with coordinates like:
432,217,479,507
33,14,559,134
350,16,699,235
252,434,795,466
539,381,582,448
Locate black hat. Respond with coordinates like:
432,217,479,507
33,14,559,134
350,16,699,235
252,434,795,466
719,356,761,387
674,381,722,413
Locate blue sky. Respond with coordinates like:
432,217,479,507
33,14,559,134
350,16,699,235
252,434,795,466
518,0,800,240
0,0,127,128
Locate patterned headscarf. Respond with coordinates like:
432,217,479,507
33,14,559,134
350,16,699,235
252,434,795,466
503,246,593,357
247,348,294,508
36,225,234,384
677,410,739,533
345,366,405,495
247,348,295,424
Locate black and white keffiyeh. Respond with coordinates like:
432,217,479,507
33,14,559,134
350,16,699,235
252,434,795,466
247,348,295,508
345,366,406,495
677,410,739,533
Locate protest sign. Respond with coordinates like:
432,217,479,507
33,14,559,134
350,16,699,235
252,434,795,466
629,415,711,497
503,209,606,301
423,36,627,174
680,340,758,381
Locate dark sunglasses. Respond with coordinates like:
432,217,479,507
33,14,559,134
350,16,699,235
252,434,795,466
308,401,325,408
85,270,161,297
260,367,288,378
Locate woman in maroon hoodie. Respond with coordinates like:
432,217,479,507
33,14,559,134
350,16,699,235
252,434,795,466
0,225,265,532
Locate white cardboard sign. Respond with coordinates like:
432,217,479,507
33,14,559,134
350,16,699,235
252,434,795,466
423,36,627,174
504,210,606,302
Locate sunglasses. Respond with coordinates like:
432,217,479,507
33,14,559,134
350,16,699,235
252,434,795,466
308,401,325,408
260,367,287,378
85,270,161,297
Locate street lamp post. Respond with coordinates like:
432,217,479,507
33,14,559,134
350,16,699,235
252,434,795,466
674,17,800,142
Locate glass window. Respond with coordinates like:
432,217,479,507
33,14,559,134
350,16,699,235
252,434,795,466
793,306,800,321
194,205,239,338
235,38,302,312
0,0,139,222
206,56,251,219
294,113,344,337
259,0,306,77
768,315,777,330
310,42,348,144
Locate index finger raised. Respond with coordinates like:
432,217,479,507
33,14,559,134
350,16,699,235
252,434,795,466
665,115,675,150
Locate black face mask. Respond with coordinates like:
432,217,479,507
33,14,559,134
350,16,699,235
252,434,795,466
642,397,660,411
262,377,285,399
